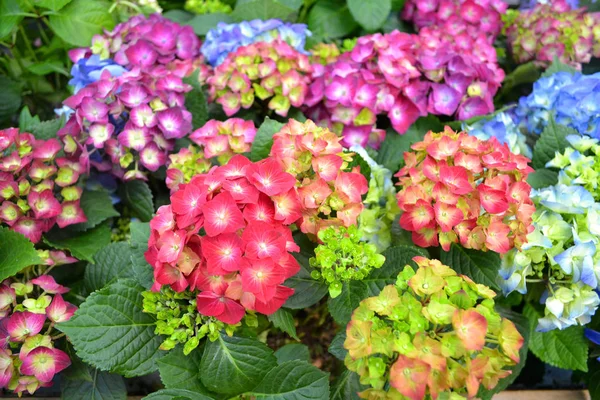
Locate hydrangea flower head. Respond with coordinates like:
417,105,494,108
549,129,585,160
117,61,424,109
402,0,508,42
189,119,257,164
185,0,232,15
269,119,369,238
58,69,193,181
0,128,86,242
395,126,535,253
145,155,301,326
344,257,523,399
165,146,212,193
202,19,311,66
305,29,504,149
463,111,532,158
208,40,312,117
504,1,600,69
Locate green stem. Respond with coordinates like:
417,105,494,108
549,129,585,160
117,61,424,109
19,24,38,62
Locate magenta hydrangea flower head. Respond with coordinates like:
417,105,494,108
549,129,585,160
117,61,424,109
0,128,86,243
0,272,76,395
58,69,193,181
70,13,211,84
402,0,508,43
504,0,600,69
208,40,312,118
305,29,504,149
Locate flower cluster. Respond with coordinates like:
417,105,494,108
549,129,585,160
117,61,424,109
546,134,600,199
0,275,76,395
514,71,600,137
396,127,535,253
344,257,523,400
519,0,578,9
499,182,600,331
309,225,385,298
305,29,504,148
145,155,301,325
463,111,533,159
503,0,600,69
59,70,193,180
185,0,232,15
269,120,369,238
208,40,312,117
0,128,86,243
71,14,208,81
190,119,257,164
165,146,212,193
402,0,507,42
142,287,237,355
352,146,400,252
201,19,311,66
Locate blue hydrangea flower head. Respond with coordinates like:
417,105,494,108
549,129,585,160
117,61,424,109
69,55,127,93
201,19,311,66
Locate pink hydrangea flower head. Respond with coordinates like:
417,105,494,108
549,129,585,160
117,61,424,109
189,119,257,164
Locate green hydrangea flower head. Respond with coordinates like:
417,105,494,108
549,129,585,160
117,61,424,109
344,256,523,400
185,0,232,14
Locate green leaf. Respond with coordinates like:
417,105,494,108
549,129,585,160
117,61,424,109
524,304,588,372
532,117,576,169
328,332,347,360
440,243,501,291
71,190,119,231
328,281,368,326
347,0,391,31
29,117,65,140
346,150,371,182
61,365,126,400
0,227,41,281
278,0,303,9
185,85,209,131
48,0,115,47
250,360,330,399
84,242,133,293
307,0,358,40
231,0,296,21
158,347,213,394
377,116,442,171
274,343,310,364
143,389,215,400
250,117,285,162
268,308,299,340
118,180,154,222
129,221,154,289
19,106,41,131
586,358,600,400
33,0,72,10
284,234,328,309
477,308,530,400
185,13,234,36
495,62,541,103
0,75,22,122
26,60,69,76
542,57,578,78
331,369,367,400
44,222,111,263
163,9,194,23
0,0,27,40
527,168,558,189
57,279,164,377
200,334,277,395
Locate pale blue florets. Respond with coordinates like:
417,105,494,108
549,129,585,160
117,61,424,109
463,111,532,158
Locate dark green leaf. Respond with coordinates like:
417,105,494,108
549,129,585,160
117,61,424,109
250,117,285,162
542,57,578,78
495,62,541,103
71,190,119,232
440,244,501,291
587,358,600,400
143,389,215,400
328,332,347,360
346,150,371,182
158,346,213,394
200,334,277,395
285,234,328,309
274,343,310,364
0,227,41,281
231,0,296,21
185,85,209,131
19,106,41,131
185,13,234,36
347,0,391,31
61,365,126,400
278,0,303,9
527,168,558,189
532,117,576,169
331,369,366,400
307,0,358,39
328,281,368,326
250,360,329,399
48,0,115,47
44,222,111,263
58,279,164,377
0,0,27,40
29,117,65,140
268,308,298,340
129,221,154,289
0,75,22,122
163,9,194,23
84,242,133,293
26,60,69,76
119,180,154,222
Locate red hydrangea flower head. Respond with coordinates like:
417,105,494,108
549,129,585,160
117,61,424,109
208,40,313,117
269,119,369,238
59,69,194,181
146,155,302,325
402,0,508,42
0,128,86,242
395,126,535,253
305,29,504,149
70,13,211,84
